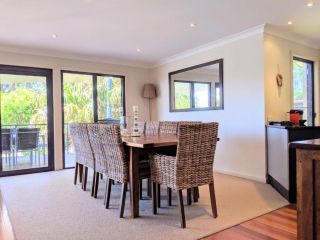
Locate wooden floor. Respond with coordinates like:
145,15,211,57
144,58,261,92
202,205,297,240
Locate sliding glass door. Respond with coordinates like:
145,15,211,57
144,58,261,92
0,65,54,176
62,71,125,168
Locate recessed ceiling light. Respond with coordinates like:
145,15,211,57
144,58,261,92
189,23,196,28
287,21,293,25
307,2,314,7
52,33,58,38
136,48,141,52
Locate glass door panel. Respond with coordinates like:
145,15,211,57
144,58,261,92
62,72,94,168
0,66,54,176
97,76,124,121
292,57,314,126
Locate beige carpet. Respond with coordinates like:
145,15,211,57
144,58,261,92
0,169,288,240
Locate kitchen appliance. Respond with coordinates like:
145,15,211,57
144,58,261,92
288,110,303,126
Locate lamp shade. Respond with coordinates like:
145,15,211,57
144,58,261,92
142,84,157,99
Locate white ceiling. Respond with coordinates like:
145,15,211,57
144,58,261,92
0,0,319,67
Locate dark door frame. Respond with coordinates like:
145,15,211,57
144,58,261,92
293,56,315,126
61,70,126,169
0,64,55,177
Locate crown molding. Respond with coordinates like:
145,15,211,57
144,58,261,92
0,44,153,69
264,24,320,51
153,24,266,68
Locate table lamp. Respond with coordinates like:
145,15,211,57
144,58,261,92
142,84,157,120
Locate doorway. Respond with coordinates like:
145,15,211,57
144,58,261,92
292,56,315,126
61,70,125,168
0,65,54,176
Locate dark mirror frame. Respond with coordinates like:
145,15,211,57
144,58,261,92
169,58,224,112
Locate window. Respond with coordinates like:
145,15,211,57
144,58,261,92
61,71,125,168
194,83,211,108
169,59,223,112
174,80,211,110
292,57,315,126
174,81,191,109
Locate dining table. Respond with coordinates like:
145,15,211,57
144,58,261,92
122,134,178,218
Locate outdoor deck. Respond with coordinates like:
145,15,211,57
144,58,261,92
2,152,75,171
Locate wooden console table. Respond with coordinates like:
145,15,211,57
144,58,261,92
290,139,320,240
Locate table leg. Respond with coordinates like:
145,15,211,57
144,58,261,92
129,147,140,218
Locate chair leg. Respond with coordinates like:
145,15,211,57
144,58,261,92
147,178,151,197
105,179,112,208
187,188,192,205
139,179,143,200
177,190,186,228
119,183,127,218
91,171,96,197
167,188,172,206
152,182,157,214
94,172,100,198
157,183,161,208
193,187,199,202
209,183,218,218
82,166,88,191
79,164,83,183
74,163,79,185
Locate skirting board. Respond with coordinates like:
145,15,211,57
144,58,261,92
214,168,267,183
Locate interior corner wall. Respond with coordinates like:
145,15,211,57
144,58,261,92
151,33,266,182
0,51,152,170
264,33,320,125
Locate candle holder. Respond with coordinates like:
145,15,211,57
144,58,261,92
131,105,141,137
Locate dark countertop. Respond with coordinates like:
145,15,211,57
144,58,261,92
290,139,320,150
267,125,320,129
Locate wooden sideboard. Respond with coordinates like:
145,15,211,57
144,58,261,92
290,139,320,240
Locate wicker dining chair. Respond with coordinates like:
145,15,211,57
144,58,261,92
137,121,146,134
150,122,219,228
145,121,159,134
69,123,95,193
165,121,202,206
87,124,150,218
159,121,178,134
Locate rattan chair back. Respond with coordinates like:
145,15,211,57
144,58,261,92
69,123,95,169
159,121,178,134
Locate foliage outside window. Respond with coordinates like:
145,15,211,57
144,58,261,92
97,76,123,120
0,74,47,126
174,82,191,109
174,80,211,110
292,57,314,125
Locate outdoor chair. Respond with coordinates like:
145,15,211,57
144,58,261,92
14,128,40,166
1,128,13,165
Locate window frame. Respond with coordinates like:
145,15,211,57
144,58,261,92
61,70,125,169
173,80,212,110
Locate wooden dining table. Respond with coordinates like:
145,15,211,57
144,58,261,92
122,134,178,218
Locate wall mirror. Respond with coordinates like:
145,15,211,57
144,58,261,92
169,59,224,112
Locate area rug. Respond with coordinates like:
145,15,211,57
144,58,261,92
0,169,288,240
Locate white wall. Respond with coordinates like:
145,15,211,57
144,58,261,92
264,33,320,124
152,33,266,182
0,51,152,170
